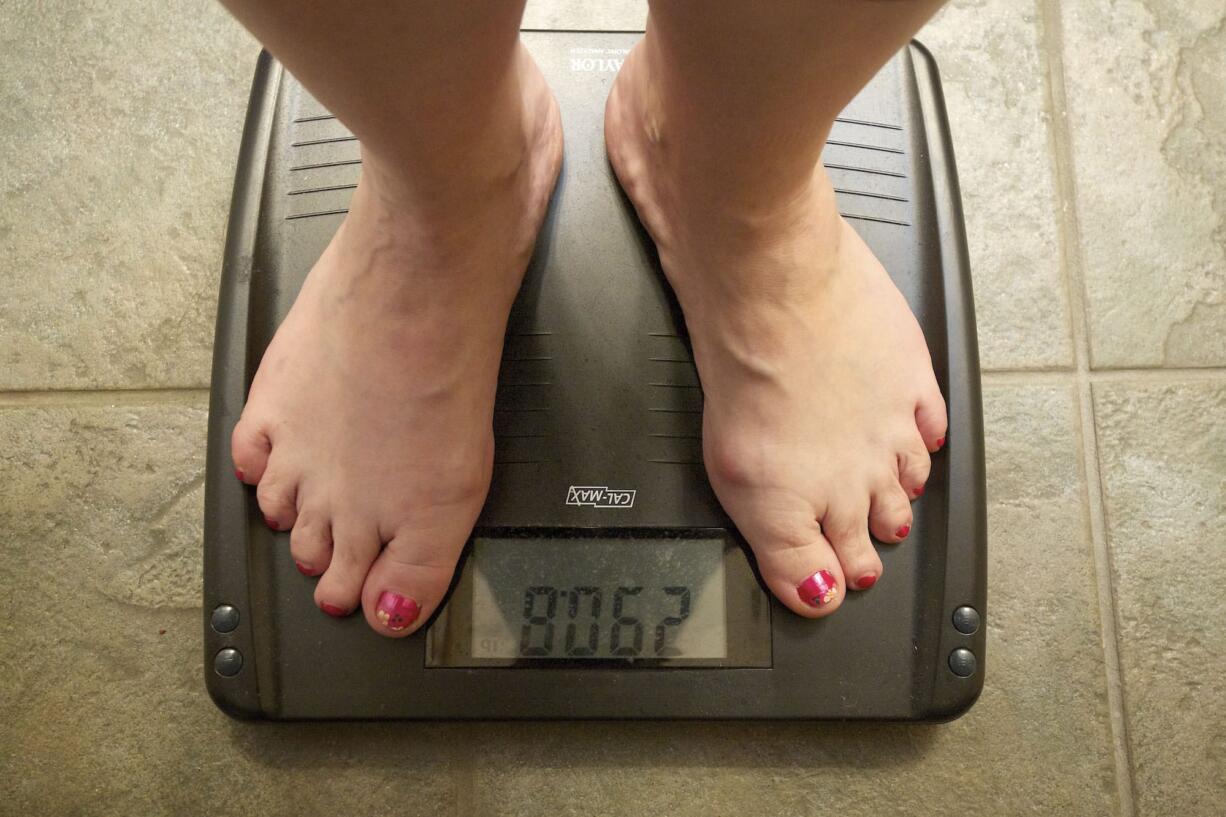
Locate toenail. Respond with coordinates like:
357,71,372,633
375,591,420,631
896,523,911,538
797,570,839,607
320,603,349,618
936,436,945,449
264,516,279,530
235,467,244,481
856,574,878,590
295,561,315,576
912,486,925,498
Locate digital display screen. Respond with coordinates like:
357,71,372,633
425,534,772,668
470,537,726,660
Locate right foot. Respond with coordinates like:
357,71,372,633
606,43,947,618
231,44,563,637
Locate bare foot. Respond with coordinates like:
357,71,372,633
606,46,947,617
231,45,563,637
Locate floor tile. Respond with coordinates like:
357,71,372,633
0,1,256,390
1061,0,1226,367
914,1,1075,370
524,0,646,30
0,402,460,816
1093,380,1226,816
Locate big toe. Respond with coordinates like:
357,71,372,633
360,529,466,637
746,521,848,618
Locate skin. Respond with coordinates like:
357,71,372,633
224,0,563,635
222,0,948,636
604,1,949,616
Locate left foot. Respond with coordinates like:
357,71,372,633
606,44,948,617
231,44,563,637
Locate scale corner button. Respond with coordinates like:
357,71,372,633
214,648,244,677
211,604,240,633
948,648,976,678
951,605,980,635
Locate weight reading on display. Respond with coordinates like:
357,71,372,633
425,534,774,668
471,538,727,660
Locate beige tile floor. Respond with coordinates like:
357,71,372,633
1,0,1222,814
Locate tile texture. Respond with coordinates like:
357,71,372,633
523,0,646,30
0,1,256,390
0,403,459,816
1062,0,1226,367
923,0,1074,370
1094,382,1226,816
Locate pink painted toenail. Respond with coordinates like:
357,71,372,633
936,437,945,449
264,516,278,531
320,603,348,618
856,574,878,590
235,467,244,481
798,570,838,607
913,486,925,498
295,561,314,576
896,524,911,538
376,591,420,631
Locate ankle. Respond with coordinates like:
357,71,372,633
357,43,558,224
625,34,833,221
611,45,839,251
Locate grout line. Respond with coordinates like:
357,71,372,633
980,369,1076,386
1084,367,1226,384
0,388,209,408
1,365,1222,409
981,367,1226,386
1037,1,1137,815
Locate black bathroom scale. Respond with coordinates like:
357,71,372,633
204,30,986,721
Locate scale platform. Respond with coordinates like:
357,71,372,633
204,29,986,721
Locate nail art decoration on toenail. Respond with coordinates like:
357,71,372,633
798,569,838,607
856,574,878,590
896,523,911,538
376,592,420,631
321,603,349,618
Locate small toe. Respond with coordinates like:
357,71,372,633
897,435,932,499
915,389,949,453
360,531,462,637
231,416,272,484
869,480,913,543
314,519,381,617
289,508,333,576
254,460,299,532
822,506,884,592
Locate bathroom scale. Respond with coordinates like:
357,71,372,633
204,30,986,721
